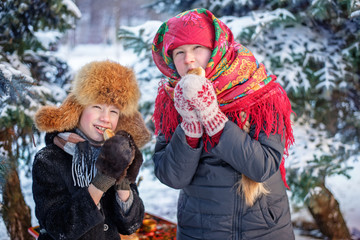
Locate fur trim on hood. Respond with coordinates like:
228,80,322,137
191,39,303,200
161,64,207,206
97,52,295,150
34,60,151,148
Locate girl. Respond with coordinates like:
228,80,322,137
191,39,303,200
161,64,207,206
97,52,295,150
152,9,295,240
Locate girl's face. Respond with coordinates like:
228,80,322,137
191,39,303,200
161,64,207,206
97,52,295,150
172,44,212,77
78,104,120,142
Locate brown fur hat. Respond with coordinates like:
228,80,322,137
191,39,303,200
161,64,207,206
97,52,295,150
35,60,151,147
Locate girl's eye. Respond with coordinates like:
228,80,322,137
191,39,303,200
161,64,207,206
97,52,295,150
174,51,184,57
93,105,101,109
194,45,204,51
111,110,119,115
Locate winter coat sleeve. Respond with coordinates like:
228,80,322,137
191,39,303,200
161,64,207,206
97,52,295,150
102,184,145,235
212,121,285,182
32,147,104,240
153,125,203,189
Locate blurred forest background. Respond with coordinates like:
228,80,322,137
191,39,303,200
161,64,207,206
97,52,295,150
1,0,360,239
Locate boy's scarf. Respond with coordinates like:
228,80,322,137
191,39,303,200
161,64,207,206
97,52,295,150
152,9,294,188
53,129,102,187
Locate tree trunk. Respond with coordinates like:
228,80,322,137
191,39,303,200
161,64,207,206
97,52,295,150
307,183,351,240
2,166,32,240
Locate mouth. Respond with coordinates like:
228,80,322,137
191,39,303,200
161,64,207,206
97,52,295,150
94,125,110,133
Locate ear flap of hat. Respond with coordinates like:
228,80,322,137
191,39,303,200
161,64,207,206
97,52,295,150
34,94,83,133
115,111,151,148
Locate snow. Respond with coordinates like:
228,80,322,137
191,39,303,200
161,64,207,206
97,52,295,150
0,62,32,82
221,9,295,39
351,10,360,18
34,31,63,49
55,44,138,71
0,43,359,239
62,0,82,18
326,156,360,232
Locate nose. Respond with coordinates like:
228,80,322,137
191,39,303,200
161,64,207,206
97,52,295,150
184,52,195,64
100,110,110,123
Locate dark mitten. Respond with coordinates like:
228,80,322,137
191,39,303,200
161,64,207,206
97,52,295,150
112,132,143,184
94,130,135,191
125,144,143,183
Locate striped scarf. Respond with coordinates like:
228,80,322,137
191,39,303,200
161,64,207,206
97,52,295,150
53,129,102,187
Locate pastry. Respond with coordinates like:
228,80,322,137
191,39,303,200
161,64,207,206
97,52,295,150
103,129,115,140
187,67,205,77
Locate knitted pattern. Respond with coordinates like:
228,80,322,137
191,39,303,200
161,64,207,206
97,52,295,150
178,74,228,136
174,79,204,138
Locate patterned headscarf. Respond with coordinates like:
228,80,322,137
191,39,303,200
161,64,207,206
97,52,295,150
152,9,294,187
152,8,273,108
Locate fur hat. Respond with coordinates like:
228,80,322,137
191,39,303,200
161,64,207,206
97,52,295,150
35,60,151,147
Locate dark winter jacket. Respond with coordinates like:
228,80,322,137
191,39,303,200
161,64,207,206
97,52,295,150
153,121,295,240
32,132,145,240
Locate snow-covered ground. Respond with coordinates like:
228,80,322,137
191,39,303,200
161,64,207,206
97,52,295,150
0,44,358,239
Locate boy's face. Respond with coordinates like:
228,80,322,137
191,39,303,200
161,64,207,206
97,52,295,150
172,44,212,77
78,104,120,142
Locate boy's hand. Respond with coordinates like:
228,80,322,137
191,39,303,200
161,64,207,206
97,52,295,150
92,131,135,192
115,131,143,184
124,144,143,184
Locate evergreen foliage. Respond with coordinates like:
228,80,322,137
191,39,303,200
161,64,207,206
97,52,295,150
0,0,80,55
288,154,353,206
0,0,79,161
219,1,360,205
119,21,163,82
119,21,163,139
0,0,79,238
0,0,77,179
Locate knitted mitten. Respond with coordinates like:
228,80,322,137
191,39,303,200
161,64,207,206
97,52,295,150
174,81,204,138
180,74,228,136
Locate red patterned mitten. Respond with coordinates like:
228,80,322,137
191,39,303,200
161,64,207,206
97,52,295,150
180,74,228,136
174,81,204,138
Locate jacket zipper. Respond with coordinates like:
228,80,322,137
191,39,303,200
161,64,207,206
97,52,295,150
234,173,242,240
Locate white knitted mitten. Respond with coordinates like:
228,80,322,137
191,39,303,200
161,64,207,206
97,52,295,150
174,81,204,138
180,74,228,136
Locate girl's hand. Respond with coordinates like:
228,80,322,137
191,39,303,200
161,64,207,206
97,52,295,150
179,74,228,136
174,80,204,138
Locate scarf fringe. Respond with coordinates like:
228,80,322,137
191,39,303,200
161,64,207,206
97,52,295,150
54,131,101,188
222,81,295,156
152,84,180,141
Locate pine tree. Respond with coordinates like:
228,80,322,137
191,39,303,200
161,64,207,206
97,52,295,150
120,0,360,238
0,0,80,239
